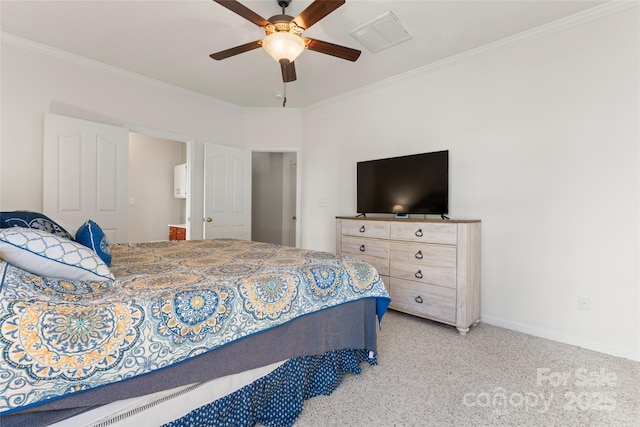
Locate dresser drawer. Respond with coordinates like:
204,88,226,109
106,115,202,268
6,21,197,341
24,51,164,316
341,219,390,239
175,227,186,240
342,236,389,258
389,277,456,323
345,253,389,277
341,236,389,276
169,225,186,241
390,222,457,245
390,241,456,267
390,262,456,288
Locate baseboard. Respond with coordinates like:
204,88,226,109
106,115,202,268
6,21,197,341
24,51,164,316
480,315,639,362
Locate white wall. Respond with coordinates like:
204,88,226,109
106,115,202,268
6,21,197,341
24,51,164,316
0,38,245,239
0,40,304,240
301,7,639,360
242,108,303,151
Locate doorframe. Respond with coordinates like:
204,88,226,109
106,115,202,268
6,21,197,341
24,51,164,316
123,123,194,239
250,148,300,248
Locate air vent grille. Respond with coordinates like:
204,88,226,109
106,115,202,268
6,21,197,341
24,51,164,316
350,11,412,53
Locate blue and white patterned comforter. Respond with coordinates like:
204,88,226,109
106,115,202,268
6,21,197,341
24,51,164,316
0,239,390,414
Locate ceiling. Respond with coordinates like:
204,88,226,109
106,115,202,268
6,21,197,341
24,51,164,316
1,0,609,109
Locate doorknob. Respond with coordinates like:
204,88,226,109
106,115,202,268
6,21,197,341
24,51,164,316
205,217,212,222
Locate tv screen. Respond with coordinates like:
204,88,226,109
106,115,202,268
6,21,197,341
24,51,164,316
357,150,448,215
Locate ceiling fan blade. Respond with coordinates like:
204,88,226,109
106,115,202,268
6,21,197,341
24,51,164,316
213,0,271,27
280,60,297,83
210,40,263,60
305,38,361,62
292,0,345,30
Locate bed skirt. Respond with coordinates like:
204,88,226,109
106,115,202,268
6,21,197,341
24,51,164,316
164,348,376,427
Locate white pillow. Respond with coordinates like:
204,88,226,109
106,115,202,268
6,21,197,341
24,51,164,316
0,227,114,282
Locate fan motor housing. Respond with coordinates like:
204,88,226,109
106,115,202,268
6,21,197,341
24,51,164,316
266,15,302,35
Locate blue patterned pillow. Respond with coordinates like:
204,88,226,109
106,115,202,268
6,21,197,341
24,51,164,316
0,227,114,282
0,211,74,240
76,220,112,266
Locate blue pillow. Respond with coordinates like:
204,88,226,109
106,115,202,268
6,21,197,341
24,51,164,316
0,211,74,240
76,220,112,266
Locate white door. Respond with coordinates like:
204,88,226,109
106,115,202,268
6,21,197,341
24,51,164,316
43,113,129,243
282,154,297,247
203,143,251,240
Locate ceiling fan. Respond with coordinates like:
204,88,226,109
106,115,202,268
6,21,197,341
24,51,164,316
210,0,361,83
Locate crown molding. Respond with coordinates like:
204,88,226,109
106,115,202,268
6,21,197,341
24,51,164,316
303,0,639,112
0,32,242,112
242,107,302,114
1,1,636,113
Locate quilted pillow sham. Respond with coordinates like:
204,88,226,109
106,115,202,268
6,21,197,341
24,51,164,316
0,227,114,282
76,220,112,266
0,210,74,240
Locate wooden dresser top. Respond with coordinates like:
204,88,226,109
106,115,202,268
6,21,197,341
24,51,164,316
336,216,480,224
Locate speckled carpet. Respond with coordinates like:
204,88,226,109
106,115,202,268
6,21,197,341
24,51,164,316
294,310,640,427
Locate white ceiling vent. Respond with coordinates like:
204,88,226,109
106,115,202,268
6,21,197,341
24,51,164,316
349,11,412,53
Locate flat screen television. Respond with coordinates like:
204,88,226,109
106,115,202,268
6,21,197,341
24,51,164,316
357,150,448,215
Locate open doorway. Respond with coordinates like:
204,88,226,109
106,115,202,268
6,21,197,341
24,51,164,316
251,152,297,247
128,132,188,243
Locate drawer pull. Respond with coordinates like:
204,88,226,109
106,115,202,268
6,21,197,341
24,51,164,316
415,296,424,304
415,270,423,279
359,225,366,233
415,228,423,237
415,250,423,259
360,244,365,252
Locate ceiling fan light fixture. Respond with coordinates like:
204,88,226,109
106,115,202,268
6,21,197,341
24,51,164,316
262,31,305,63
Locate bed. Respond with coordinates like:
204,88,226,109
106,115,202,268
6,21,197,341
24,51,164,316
0,220,390,427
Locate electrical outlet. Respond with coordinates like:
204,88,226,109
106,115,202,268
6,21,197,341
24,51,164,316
578,296,591,311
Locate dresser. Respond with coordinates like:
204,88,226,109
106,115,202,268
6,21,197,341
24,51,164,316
168,224,186,241
336,216,481,335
